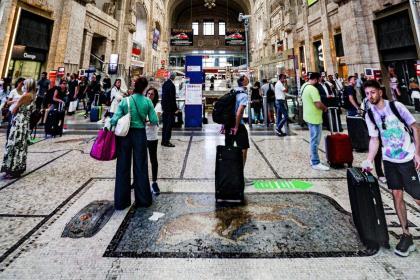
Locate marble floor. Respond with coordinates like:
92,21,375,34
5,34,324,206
0,124,419,279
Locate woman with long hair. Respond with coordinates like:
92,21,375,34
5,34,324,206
110,77,158,210
109,79,124,117
1,79,36,178
145,87,162,195
5,77,25,139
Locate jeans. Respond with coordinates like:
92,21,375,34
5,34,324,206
308,123,322,166
275,99,288,132
162,112,174,144
115,128,152,210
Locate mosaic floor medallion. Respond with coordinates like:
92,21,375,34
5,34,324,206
104,193,376,258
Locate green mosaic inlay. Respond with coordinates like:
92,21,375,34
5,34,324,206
253,180,313,190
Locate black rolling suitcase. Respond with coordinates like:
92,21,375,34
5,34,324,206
215,145,245,204
346,115,369,152
45,103,65,137
347,168,389,250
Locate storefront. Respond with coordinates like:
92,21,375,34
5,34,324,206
7,10,53,82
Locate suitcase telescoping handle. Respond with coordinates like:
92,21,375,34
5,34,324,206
328,107,340,135
94,94,100,107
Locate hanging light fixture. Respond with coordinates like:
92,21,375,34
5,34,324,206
204,0,216,9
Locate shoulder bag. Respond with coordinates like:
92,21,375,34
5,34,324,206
115,96,131,137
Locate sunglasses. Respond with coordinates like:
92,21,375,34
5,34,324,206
381,115,387,130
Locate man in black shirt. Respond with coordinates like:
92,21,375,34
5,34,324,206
343,75,360,116
36,72,50,110
161,72,178,147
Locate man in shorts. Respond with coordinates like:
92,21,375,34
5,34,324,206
225,75,251,185
362,79,420,257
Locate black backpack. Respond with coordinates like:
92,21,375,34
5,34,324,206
212,89,237,127
267,84,275,103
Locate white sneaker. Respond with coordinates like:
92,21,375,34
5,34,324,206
311,163,330,171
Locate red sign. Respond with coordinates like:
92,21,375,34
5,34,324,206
416,64,420,76
57,67,65,77
373,70,382,80
132,48,141,56
155,69,169,78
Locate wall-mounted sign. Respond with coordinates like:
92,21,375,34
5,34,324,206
108,54,119,75
170,29,193,46
307,0,318,6
225,30,246,46
416,64,420,76
186,65,201,72
57,67,65,76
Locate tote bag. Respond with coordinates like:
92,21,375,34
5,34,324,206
115,96,131,137
90,129,116,161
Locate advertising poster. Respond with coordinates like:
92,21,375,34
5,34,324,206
225,29,246,46
170,29,193,46
152,29,160,50
307,0,318,6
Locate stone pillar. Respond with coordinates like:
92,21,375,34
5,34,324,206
302,3,312,72
338,0,370,74
104,38,113,65
320,0,335,75
81,31,94,69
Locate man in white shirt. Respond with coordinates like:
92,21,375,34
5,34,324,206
274,74,288,136
362,79,420,257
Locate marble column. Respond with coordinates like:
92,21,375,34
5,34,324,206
320,0,335,75
104,38,113,66
81,31,94,69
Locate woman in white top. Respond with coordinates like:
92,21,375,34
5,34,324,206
5,78,25,140
109,79,124,117
145,87,162,195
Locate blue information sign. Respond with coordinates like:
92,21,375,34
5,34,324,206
185,56,203,128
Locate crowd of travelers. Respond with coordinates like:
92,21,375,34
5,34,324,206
1,67,419,257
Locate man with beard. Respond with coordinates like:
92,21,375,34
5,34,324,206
362,79,420,257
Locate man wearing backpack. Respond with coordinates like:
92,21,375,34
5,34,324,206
261,79,275,124
362,79,420,257
225,75,252,185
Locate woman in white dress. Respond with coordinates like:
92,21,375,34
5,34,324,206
109,79,124,117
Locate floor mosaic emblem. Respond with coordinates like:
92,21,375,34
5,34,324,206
253,180,313,190
104,193,376,258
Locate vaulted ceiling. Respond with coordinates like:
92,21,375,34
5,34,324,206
166,0,252,26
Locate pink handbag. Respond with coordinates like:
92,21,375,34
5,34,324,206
90,129,117,161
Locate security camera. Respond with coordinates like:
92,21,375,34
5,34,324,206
238,13,251,22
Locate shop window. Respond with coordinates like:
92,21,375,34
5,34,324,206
219,22,226,36
203,21,214,36
192,22,199,36
334,33,344,57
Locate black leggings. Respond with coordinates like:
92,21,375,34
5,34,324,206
147,140,158,182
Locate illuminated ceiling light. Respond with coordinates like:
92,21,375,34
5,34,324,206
204,0,216,9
